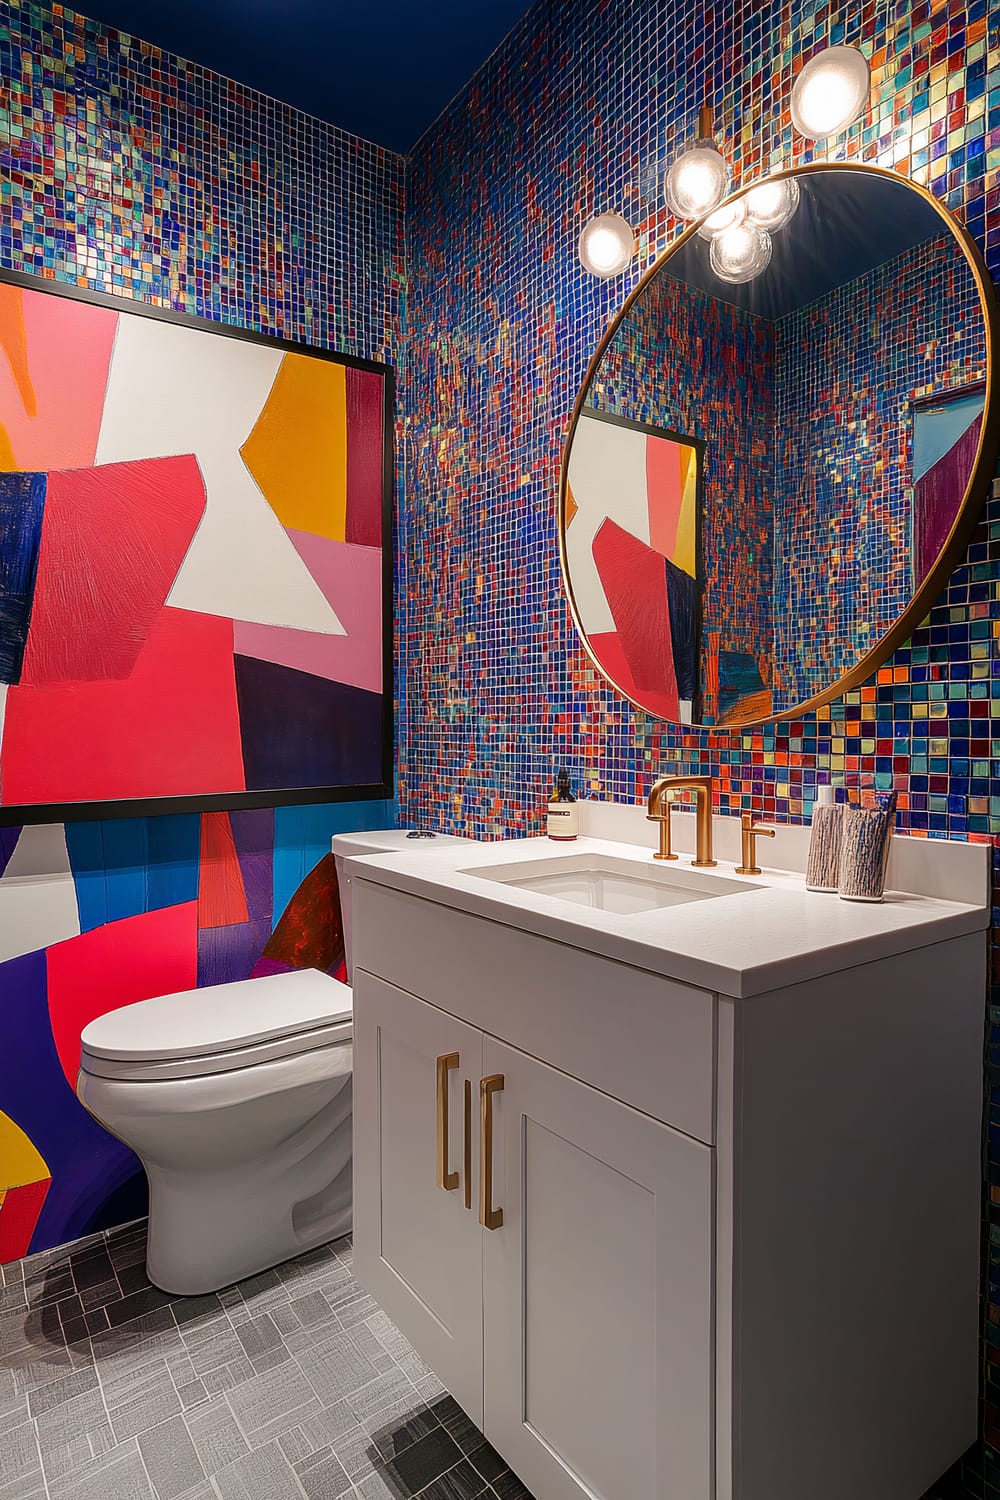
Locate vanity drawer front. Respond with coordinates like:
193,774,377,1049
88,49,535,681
354,879,716,1144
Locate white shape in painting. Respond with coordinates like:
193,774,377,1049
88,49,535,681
96,316,345,635
0,824,81,963
565,411,652,637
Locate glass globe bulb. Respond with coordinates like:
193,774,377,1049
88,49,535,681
744,176,800,231
790,45,871,140
577,211,635,278
710,224,773,284
697,195,748,240
665,142,729,220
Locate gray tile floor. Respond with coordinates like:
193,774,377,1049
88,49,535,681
0,1222,533,1500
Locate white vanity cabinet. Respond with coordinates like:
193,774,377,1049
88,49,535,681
354,970,714,1499
351,860,986,1500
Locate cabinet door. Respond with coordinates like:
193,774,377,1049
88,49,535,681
483,1038,714,1500
353,972,485,1425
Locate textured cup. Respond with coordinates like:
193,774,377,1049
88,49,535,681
806,803,844,892
838,806,892,902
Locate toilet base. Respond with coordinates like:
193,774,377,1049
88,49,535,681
144,1070,353,1295
78,1033,356,1296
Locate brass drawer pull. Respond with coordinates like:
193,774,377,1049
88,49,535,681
436,1053,460,1191
480,1074,505,1230
464,1079,472,1211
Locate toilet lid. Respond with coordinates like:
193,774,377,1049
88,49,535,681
80,968,352,1063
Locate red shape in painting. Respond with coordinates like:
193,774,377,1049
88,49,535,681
592,519,679,720
252,853,344,976
1,609,246,805
199,812,250,929
46,901,199,1085
0,1180,51,1262
344,367,384,547
645,433,683,560
0,281,118,471
20,456,206,685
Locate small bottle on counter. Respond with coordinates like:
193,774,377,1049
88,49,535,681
547,769,579,840
806,782,843,892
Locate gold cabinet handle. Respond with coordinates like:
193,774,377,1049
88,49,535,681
480,1074,504,1230
436,1053,460,1191
464,1079,472,1211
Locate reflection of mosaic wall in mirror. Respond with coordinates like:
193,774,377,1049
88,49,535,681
590,276,776,719
773,232,987,707
580,223,986,723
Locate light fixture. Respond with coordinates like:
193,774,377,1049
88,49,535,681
665,105,729,221
697,195,748,240
744,176,800,231
710,223,773,284
789,44,871,141
577,211,636,278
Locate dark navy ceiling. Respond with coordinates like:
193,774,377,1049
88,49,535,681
666,171,949,320
78,0,536,153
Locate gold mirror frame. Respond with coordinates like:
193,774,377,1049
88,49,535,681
559,161,1000,729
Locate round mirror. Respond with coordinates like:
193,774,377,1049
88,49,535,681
560,163,998,727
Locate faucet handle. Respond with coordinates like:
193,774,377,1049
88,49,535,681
736,811,776,876
646,793,678,861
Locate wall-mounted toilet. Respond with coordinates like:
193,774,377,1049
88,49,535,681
76,829,469,1296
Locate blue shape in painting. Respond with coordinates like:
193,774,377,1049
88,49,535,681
0,949,146,1253
718,649,767,722
664,557,698,706
234,656,385,794
65,815,201,933
0,472,46,684
272,798,394,928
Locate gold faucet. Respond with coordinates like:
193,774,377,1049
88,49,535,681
647,775,716,867
736,812,775,875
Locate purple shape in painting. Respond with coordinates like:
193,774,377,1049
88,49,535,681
913,413,983,586
230,807,275,924
0,949,146,1253
234,655,384,792
0,826,22,878
197,917,272,988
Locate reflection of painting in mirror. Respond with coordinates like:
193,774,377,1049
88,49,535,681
565,410,703,723
567,167,995,727
912,385,985,587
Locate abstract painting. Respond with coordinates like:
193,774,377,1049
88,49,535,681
564,409,703,722
911,385,985,589
0,272,393,820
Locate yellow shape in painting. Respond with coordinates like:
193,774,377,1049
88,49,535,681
240,353,347,540
0,1110,49,1189
672,443,698,579
565,482,579,528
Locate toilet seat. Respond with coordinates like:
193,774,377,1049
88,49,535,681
80,969,352,1083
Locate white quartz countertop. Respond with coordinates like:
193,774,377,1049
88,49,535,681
346,835,990,998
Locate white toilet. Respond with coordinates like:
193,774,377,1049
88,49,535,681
76,828,469,1296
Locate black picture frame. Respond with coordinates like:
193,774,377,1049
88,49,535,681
0,267,395,828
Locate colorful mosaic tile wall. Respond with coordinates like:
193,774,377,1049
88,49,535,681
773,230,988,705
400,0,1000,1494
0,1,403,1259
591,275,776,713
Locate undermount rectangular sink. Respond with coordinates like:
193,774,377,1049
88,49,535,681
463,852,755,916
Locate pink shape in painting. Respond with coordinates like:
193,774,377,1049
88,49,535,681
0,283,119,471
233,533,383,694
